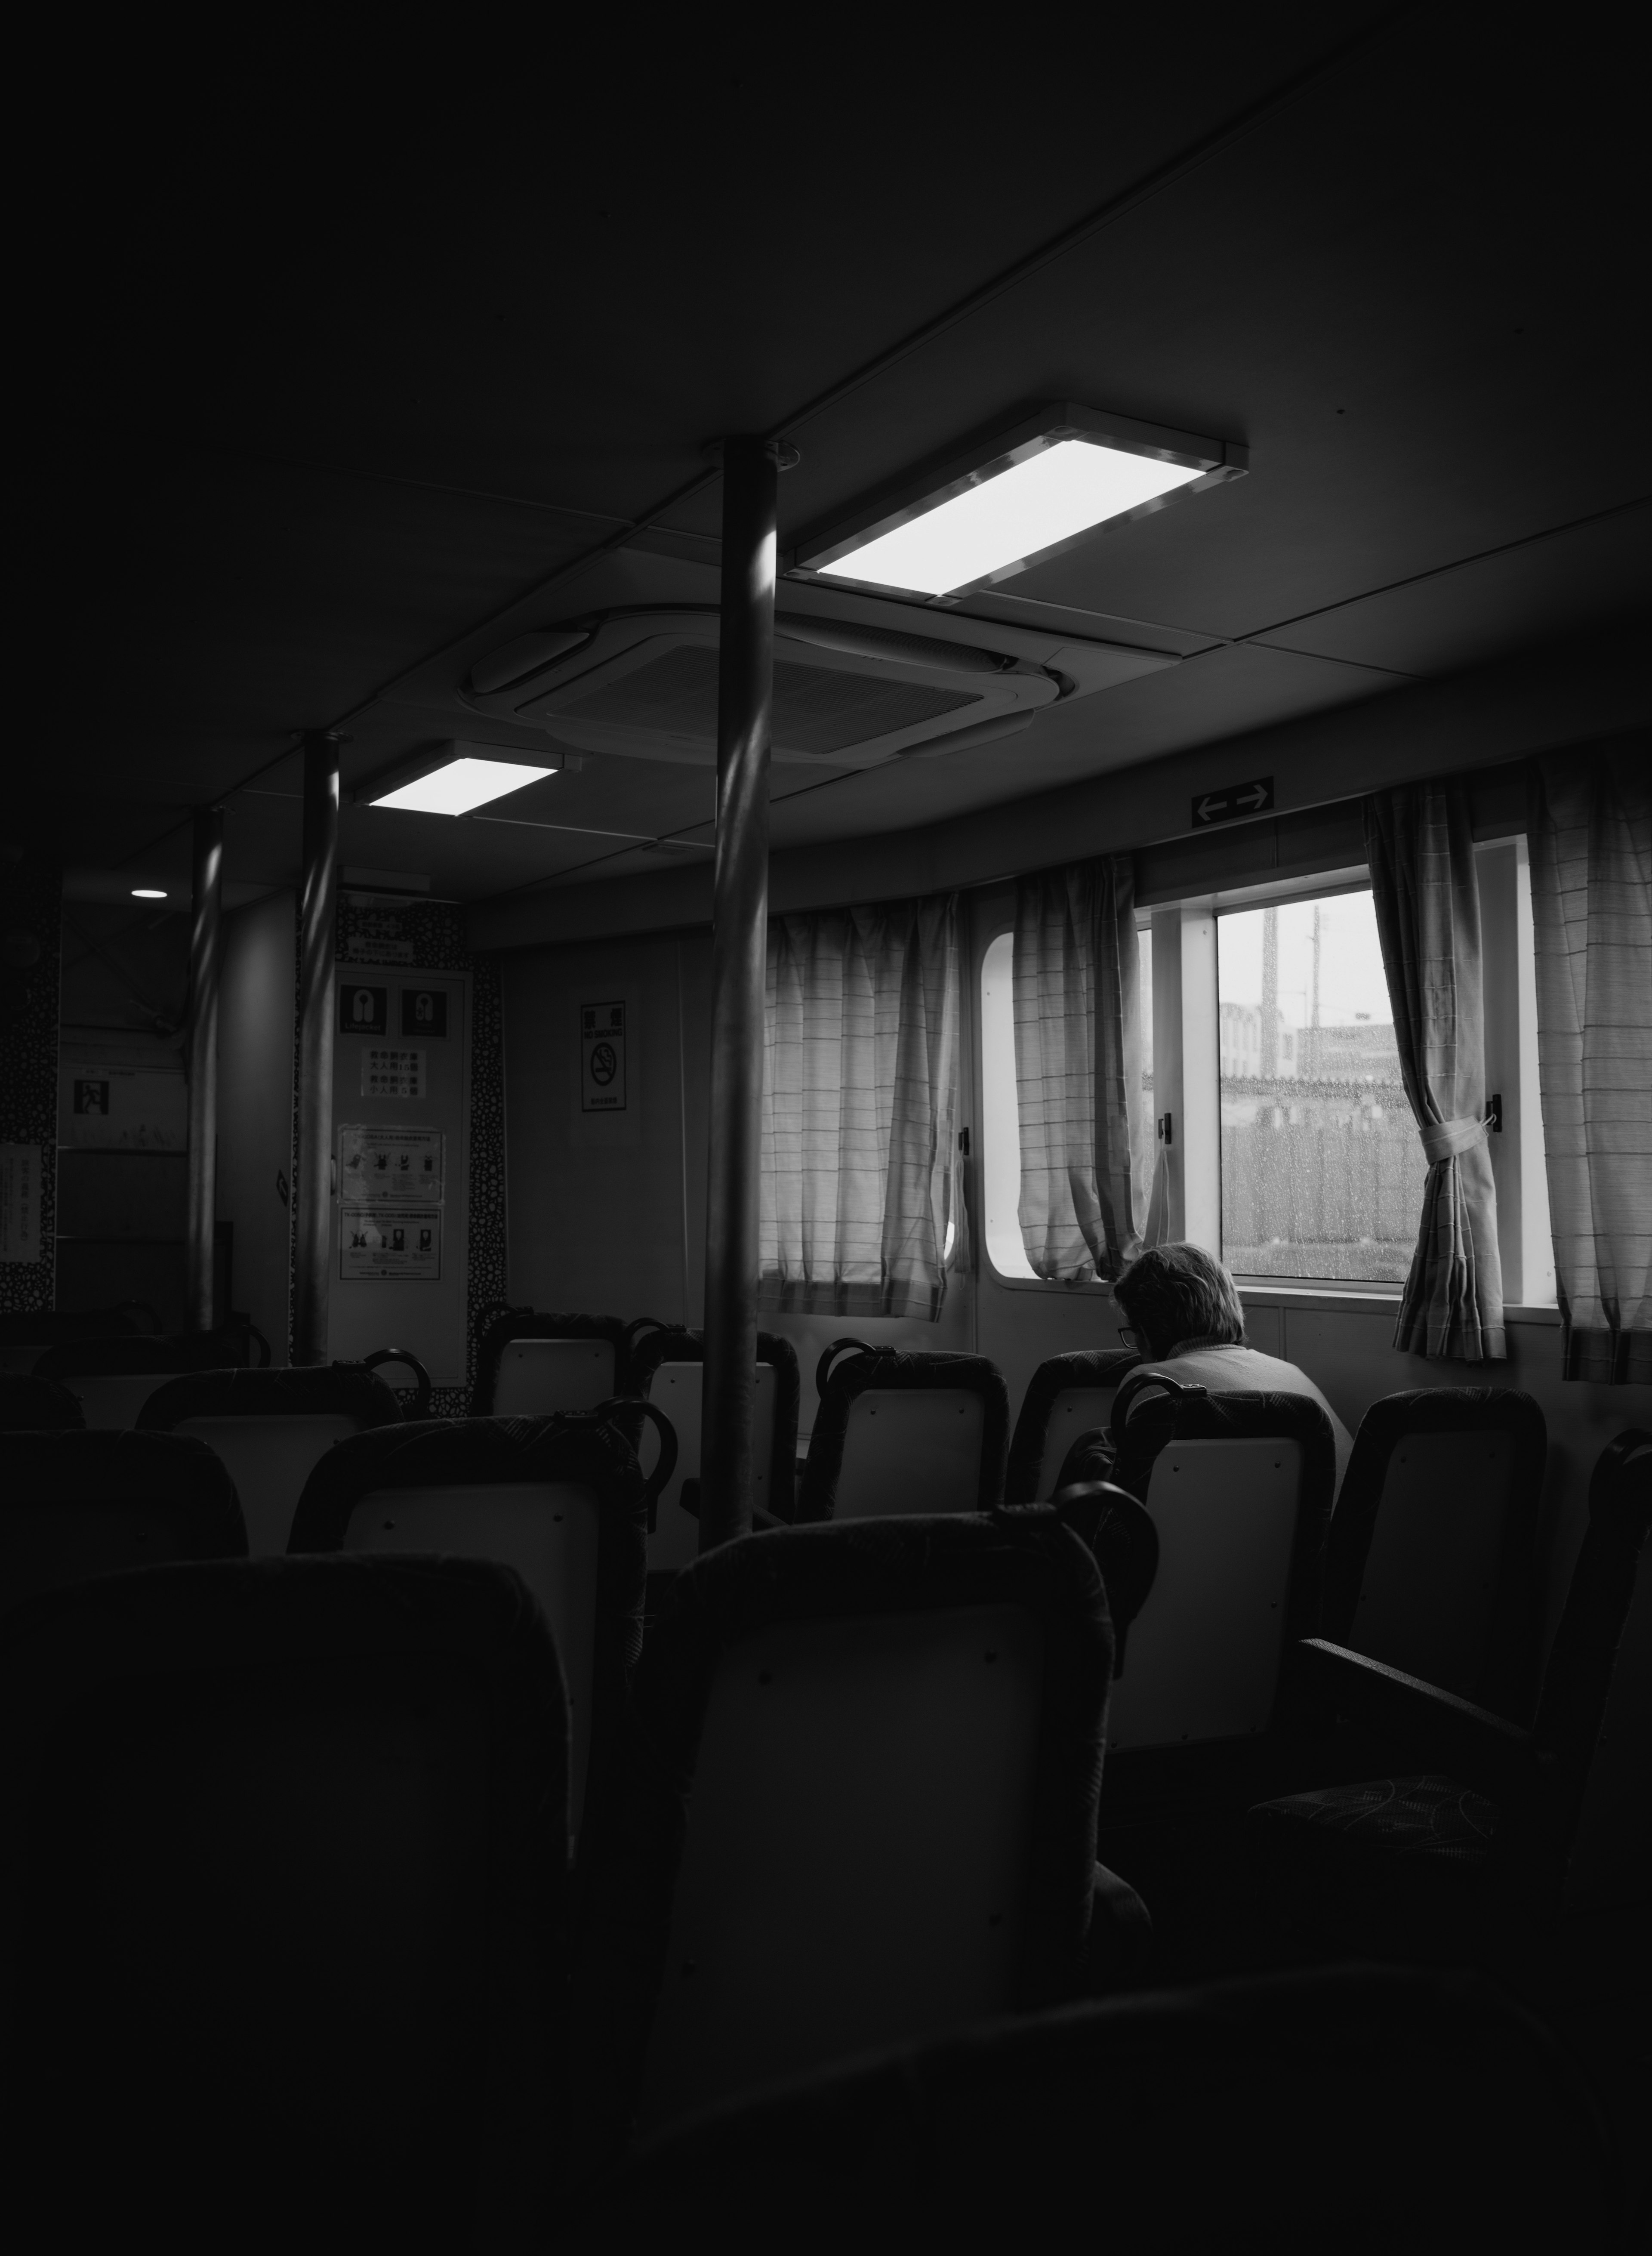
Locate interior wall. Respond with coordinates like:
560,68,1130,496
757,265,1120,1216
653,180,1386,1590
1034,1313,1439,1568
502,927,974,1450
218,889,296,1363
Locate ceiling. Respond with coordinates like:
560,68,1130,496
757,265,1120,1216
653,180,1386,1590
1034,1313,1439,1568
20,8,1650,919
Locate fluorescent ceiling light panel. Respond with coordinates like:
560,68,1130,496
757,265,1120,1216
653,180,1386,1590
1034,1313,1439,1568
371,755,554,815
796,406,1245,599
131,887,168,898
821,442,1201,596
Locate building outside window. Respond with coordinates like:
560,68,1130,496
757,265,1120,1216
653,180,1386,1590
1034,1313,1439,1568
1216,889,1423,1284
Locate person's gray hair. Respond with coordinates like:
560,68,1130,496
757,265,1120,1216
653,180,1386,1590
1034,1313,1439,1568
1114,1243,1245,1357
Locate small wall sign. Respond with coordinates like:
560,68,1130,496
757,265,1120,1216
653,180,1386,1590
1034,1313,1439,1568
581,1000,627,1112
1190,776,1274,828
339,984,388,1035
401,988,449,1038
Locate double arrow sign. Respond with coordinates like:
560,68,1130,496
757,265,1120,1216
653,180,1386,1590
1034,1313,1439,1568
1190,775,1274,828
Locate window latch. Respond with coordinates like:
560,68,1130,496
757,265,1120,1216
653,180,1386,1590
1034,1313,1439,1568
959,1126,971,1157
1158,1112,1174,1146
1486,1093,1502,1132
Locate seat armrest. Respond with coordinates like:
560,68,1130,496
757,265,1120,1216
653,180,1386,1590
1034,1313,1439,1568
1293,1639,1534,1805
1081,1861,1155,1996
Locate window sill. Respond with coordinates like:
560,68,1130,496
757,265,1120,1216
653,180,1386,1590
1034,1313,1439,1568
1236,1280,1561,1327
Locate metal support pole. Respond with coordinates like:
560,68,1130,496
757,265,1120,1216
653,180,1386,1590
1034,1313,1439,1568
293,731,339,1365
184,807,224,1333
699,437,779,1551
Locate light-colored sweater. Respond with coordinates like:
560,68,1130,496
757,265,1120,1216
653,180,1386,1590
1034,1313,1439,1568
1124,1340,1353,1499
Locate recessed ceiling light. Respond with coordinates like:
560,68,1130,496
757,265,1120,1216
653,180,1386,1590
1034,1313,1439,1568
131,887,168,899
370,755,555,816
795,404,1246,600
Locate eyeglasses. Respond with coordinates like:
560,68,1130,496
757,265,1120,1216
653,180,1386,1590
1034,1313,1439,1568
1117,1326,1141,1352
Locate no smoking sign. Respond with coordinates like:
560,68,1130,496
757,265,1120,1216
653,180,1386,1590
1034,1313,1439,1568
580,1000,627,1112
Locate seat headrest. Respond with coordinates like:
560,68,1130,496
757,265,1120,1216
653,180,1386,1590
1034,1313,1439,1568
0,1376,87,1432
136,1362,407,1431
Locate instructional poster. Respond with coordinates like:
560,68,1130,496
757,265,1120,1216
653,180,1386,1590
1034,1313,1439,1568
338,1123,444,1204
340,1206,441,1280
361,1047,426,1099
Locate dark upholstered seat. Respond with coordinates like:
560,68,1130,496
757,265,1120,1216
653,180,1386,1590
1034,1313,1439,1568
32,1327,269,1430
1322,1386,1547,1718
0,1430,246,1615
570,1511,1150,2154
1249,1428,1652,1963
796,1344,1010,1520
628,1325,802,1570
290,1409,668,1833
567,1963,1620,2253
0,1374,86,1430
137,1362,406,1556
1004,1348,1138,1504
1,1555,569,2249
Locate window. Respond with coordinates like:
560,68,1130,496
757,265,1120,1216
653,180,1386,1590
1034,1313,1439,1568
979,835,1553,1305
982,931,1035,1278
1217,888,1424,1283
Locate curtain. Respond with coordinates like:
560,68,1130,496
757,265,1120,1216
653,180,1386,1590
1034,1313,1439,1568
1527,738,1652,1383
1364,782,1505,1360
760,894,960,1319
1012,855,1148,1283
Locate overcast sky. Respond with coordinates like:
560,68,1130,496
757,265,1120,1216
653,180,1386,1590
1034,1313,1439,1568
1217,892,1394,1029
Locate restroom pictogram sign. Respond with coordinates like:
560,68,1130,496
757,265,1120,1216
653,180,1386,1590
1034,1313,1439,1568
580,1000,626,1112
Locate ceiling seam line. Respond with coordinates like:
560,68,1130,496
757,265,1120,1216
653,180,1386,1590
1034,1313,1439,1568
1233,491,1652,641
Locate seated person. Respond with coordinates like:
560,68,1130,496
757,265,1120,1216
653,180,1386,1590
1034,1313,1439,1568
1109,1242,1353,1501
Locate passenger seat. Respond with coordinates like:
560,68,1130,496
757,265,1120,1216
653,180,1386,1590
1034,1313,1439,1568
288,1406,675,1834
3,1553,569,2247
1321,1387,1547,1719
1100,1370,1337,1754
473,1308,663,1416
32,1326,270,1431
796,1344,1010,1520
0,1430,246,1614
629,1325,802,1572
0,1375,87,1430
1004,1348,1139,1503
136,1362,410,1558
570,1512,1148,2149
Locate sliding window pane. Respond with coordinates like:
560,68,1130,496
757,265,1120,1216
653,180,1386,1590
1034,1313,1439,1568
1217,890,1426,1283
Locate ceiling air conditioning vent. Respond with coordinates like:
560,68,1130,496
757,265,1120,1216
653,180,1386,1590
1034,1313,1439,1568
459,607,1080,768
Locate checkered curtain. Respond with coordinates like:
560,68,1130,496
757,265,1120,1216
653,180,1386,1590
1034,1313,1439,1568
760,895,960,1319
1012,855,1148,1284
1527,737,1652,1383
1364,782,1506,1360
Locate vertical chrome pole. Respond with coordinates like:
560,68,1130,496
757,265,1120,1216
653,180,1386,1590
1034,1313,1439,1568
184,807,224,1333
293,730,339,1365
700,437,779,1551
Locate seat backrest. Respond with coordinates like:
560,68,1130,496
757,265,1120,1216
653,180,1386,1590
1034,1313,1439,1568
0,1376,86,1431
1323,1388,1547,1716
0,1432,247,1615
1103,1380,1337,1751
472,1309,629,1415
32,1331,265,1430
798,1349,1010,1521
632,1327,803,1570
290,1412,663,1839
1533,1430,1652,1914
1004,1351,1138,1505
574,1512,1112,2140
1,1554,568,2246
575,1965,1619,2250
138,1365,405,1557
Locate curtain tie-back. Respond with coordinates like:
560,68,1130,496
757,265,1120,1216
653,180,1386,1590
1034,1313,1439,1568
1418,1114,1490,1164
